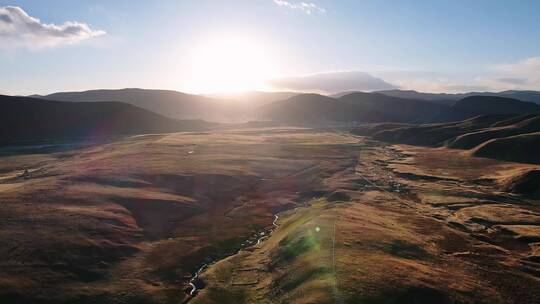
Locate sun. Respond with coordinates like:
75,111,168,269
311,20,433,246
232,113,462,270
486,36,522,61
183,33,279,94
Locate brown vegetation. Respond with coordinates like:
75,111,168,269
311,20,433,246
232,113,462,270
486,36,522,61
1,128,539,303
193,136,540,304
0,129,360,303
354,114,540,165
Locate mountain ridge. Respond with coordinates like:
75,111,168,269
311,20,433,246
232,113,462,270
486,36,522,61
434,96,540,122
374,89,540,105
33,88,238,122
0,94,212,144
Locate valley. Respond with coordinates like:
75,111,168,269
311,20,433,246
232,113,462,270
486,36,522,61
192,134,540,304
0,128,361,303
4,2,540,303
1,128,539,303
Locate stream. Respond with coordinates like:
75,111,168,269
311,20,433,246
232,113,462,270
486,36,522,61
185,214,280,298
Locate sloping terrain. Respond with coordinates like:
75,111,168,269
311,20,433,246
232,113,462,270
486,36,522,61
192,137,540,304
471,132,540,164
1,128,539,303
375,89,540,105
259,93,374,124
362,115,513,146
337,92,448,123
373,89,460,104
259,92,447,124
35,88,245,122
448,114,540,149
501,169,540,197
353,113,540,164
0,95,211,144
349,122,413,137
206,91,299,107
0,129,363,304
434,96,540,122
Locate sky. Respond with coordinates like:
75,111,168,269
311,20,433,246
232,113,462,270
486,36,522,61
1,0,540,95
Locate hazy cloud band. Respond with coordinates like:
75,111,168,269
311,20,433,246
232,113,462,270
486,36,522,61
269,71,398,93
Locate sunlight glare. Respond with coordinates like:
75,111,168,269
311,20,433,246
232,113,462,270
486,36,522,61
183,33,279,94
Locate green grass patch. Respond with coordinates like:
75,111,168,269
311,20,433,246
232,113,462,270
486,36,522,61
281,266,332,292
276,233,321,264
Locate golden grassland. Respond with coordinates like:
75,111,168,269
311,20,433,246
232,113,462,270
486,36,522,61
0,129,362,303
0,128,539,303
194,137,540,304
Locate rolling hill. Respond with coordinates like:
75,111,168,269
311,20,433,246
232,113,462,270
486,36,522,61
36,89,540,126
258,93,377,124
434,96,540,122
0,95,211,144
470,132,540,164
33,88,244,122
206,91,299,107
337,92,448,123
375,89,540,105
353,112,540,164
336,90,456,105
447,114,540,149
501,169,540,196
259,92,448,124
364,115,514,146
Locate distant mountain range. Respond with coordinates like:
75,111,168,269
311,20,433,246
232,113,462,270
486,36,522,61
258,93,540,125
205,91,298,106
434,96,540,122
32,88,297,122
31,88,540,125
338,92,448,123
258,92,449,124
333,89,540,105
0,95,212,144
10,88,540,138
31,88,236,122
372,89,540,105
259,93,377,124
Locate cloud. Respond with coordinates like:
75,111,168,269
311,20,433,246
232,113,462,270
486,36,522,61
483,57,540,90
0,6,105,49
495,77,528,85
377,57,540,93
272,57,540,94
386,76,491,93
273,0,326,15
268,71,398,93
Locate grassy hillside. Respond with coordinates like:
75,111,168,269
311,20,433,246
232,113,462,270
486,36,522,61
0,95,211,144
367,115,512,146
207,91,299,106
500,169,540,197
448,114,540,149
471,132,540,164
434,96,540,122
0,129,362,304
375,89,540,105
193,139,540,303
259,92,447,125
350,123,413,137
352,113,540,164
36,88,247,122
338,92,448,123
259,93,386,124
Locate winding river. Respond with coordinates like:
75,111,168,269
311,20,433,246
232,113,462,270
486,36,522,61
185,214,280,298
